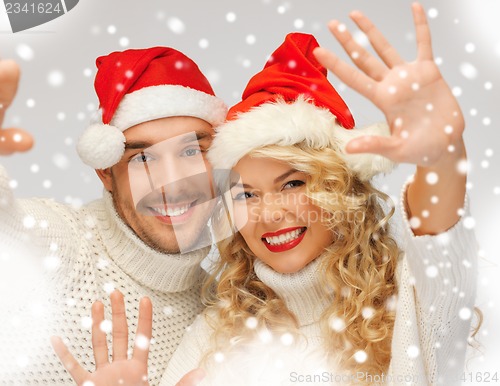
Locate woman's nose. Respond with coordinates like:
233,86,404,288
260,193,288,223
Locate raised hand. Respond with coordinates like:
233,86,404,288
51,291,152,386
0,59,34,155
314,2,464,167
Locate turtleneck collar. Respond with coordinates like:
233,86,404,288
89,191,210,293
253,256,332,327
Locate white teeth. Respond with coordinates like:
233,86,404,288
151,204,190,217
265,228,304,246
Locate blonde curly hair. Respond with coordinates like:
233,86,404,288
202,142,401,378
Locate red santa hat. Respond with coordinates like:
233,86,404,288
208,33,394,181
77,46,227,169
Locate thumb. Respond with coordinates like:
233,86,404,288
345,135,400,159
176,368,206,386
0,128,34,155
0,59,21,128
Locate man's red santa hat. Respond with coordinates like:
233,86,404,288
208,33,395,181
77,46,227,169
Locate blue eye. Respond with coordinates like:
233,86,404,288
283,180,305,190
182,148,203,157
131,153,155,163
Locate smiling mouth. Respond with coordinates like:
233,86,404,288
262,227,307,246
145,200,198,221
149,203,193,217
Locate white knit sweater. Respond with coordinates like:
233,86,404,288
0,165,214,385
160,187,478,386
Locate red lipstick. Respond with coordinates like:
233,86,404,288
261,227,306,253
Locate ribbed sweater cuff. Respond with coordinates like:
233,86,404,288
399,180,478,322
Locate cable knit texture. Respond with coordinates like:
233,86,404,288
160,181,478,386
0,165,214,385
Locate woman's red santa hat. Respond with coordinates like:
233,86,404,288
208,33,395,181
77,46,227,169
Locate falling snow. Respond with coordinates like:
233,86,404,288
428,8,439,18
245,317,258,329
426,172,439,185
47,71,65,87
426,265,439,278
119,37,130,47
1,2,498,382
135,334,150,350
293,19,304,29
52,153,70,170
329,316,346,332
354,350,367,363
167,17,185,34
407,345,420,359
460,62,478,80
465,43,475,53
459,307,472,320
16,44,34,61
100,319,112,333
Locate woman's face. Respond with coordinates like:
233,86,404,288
231,155,334,274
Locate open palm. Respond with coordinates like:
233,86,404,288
314,3,464,167
52,291,152,386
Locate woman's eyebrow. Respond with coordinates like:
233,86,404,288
273,169,299,184
230,169,299,189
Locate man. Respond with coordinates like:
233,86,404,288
0,47,226,385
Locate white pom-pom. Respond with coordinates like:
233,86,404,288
77,124,126,169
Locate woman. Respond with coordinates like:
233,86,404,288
53,4,478,386
159,24,477,386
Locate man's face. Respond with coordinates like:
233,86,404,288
98,116,216,254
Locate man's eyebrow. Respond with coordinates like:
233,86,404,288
124,131,212,150
231,182,252,189
179,131,212,144
124,141,153,151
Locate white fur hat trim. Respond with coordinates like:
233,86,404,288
208,97,395,181
111,85,227,130
78,85,227,169
76,123,126,170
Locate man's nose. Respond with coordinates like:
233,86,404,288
150,154,202,188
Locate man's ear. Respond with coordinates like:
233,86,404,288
95,168,113,192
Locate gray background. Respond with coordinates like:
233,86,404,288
0,0,498,375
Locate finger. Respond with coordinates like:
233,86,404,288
349,11,405,68
326,19,388,81
0,128,34,155
412,2,434,61
91,301,110,369
345,135,402,160
132,297,153,364
0,59,20,128
313,47,377,100
110,290,129,361
50,336,89,384
175,368,207,386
